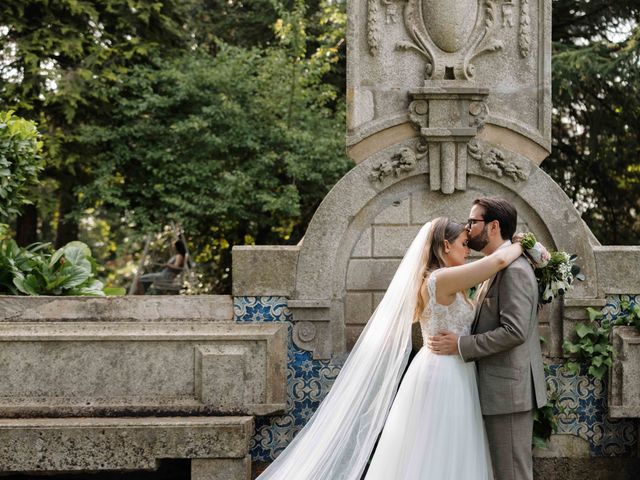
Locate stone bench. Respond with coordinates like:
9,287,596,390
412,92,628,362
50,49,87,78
0,295,289,479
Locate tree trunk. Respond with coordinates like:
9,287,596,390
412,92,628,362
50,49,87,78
15,204,38,246
54,187,79,248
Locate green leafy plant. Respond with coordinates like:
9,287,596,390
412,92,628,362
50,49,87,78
0,111,43,218
532,342,565,449
562,308,614,380
533,391,565,449
0,240,108,296
616,300,640,329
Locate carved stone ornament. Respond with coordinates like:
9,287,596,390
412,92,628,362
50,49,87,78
369,145,423,183
367,0,380,56
295,321,317,343
519,0,531,58
383,0,400,25
467,140,528,181
407,88,489,193
502,1,515,28
288,300,333,359
397,0,504,80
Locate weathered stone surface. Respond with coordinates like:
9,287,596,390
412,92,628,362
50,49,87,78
191,457,251,480
0,295,233,322
373,225,421,257
609,326,640,418
346,259,401,291
533,456,640,480
373,196,411,224
232,246,299,296
347,0,552,155
0,321,287,416
0,416,253,472
594,247,640,295
344,292,372,325
346,325,365,351
533,434,591,458
352,227,372,257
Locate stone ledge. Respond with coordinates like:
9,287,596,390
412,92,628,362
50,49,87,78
0,295,234,322
0,416,253,472
594,246,640,294
0,322,287,416
232,246,299,297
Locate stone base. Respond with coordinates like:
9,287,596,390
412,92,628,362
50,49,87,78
534,457,640,480
0,416,252,479
193,457,251,480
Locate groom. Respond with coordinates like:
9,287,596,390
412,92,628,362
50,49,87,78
428,197,547,480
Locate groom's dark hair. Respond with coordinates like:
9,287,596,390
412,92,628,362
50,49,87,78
473,197,517,241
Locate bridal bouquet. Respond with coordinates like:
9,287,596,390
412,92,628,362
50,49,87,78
520,233,584,304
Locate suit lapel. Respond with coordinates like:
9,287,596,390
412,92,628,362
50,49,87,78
472,273,498,332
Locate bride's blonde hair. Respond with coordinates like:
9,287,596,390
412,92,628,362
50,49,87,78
413,217,466,322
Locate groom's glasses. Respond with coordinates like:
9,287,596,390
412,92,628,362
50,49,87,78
466,218,486,228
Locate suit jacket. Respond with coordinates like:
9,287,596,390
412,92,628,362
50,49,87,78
458,256,548,416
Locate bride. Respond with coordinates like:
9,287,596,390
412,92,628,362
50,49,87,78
257,218,525,480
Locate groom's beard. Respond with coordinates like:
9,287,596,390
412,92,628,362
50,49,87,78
467,227,489,252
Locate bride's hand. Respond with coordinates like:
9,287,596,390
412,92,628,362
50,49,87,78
512,232,525,244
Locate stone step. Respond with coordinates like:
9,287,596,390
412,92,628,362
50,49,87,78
0,416,253,480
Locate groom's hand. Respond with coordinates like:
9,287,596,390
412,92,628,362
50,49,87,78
427,331,460,355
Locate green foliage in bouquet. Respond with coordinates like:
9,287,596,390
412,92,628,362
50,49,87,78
520,232,584,304
520,232,537,250
0,240,109,296
0,111,43,218
562,308,613,380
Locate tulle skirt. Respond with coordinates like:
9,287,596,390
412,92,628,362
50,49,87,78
364,348,493,480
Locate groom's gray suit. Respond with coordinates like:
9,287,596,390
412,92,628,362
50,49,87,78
459,253,547,480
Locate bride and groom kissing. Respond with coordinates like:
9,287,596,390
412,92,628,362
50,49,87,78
258,197,548,480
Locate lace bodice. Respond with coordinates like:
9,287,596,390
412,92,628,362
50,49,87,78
419,269,475,339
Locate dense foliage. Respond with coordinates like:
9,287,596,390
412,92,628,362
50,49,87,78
76,42,350,291
0,110,43,218
547,0,640,244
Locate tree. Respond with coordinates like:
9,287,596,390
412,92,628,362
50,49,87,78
0,0,188,246
75,36,350,292
546,1,640,244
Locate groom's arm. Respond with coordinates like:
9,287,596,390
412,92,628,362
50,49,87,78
458,262,536,362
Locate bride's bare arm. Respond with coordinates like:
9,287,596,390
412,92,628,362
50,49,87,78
435,243,524,302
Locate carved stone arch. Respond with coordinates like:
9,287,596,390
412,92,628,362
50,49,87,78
289,138,599,359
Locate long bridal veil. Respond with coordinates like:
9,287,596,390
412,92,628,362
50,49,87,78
257,222,434,480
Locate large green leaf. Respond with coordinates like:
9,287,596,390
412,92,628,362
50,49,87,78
575,322,594,339
70,279,106,296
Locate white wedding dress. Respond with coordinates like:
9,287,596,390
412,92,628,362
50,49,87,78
364,269,494,480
